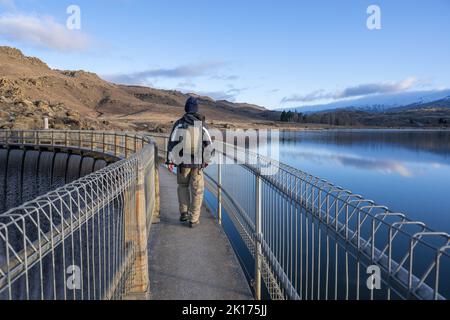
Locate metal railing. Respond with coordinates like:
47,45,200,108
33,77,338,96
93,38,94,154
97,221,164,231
0,130,159,300
2,129,448,300
150,133,450,300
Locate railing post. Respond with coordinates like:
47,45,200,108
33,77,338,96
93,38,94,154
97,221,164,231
254,173,262,300
43,117,49,130
102,132,106,153
153,157,161,224
90,132,94,151
217,163,222,225
114,133,118,157
125,155,150,299
125,135,129,159
164,137,169,161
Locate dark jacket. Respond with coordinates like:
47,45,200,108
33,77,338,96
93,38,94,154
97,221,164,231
166,113,213,168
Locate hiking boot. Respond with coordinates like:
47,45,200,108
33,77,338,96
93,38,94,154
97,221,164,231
180,212,189,222
189,220,200,229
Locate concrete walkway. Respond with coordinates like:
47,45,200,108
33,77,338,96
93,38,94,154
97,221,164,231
148,167,253,300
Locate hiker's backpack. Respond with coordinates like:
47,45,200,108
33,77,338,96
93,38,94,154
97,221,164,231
182,122,203,163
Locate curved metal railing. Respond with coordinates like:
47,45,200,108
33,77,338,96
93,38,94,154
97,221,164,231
0,130,158,300
149,132,450,300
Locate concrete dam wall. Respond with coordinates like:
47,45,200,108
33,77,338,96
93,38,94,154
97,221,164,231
0,147,108,214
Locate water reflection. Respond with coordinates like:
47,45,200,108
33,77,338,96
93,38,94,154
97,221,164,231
285,148,450,178
277,130,450,232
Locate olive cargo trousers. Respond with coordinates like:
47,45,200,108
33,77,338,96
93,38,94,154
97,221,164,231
177,167,205,223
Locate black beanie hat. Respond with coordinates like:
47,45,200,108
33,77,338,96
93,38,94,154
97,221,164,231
185,97,199,113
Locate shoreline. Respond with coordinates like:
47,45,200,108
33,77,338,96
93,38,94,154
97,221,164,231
145,123,450,135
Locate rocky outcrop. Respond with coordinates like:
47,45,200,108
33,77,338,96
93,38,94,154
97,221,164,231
0,46,49,69
0,96,110,130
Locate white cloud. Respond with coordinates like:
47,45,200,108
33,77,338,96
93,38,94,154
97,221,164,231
336,77,417,99
177,80,197,88
0,13,91,52
282,77,418,103
282,90,330,103
291,148,415,178
192,90,237,101
104,61,232,85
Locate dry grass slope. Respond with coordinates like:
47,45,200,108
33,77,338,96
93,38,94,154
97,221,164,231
0,46,283,132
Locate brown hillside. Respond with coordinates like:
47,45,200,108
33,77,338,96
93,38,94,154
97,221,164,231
0,46,282,131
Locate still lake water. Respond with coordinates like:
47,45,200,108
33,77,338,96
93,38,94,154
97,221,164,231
204,129,450,299
278,129,450,233
2,130,448,298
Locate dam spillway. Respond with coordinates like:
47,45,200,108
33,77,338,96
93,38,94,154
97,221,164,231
0,145,120,300
0,147,109,213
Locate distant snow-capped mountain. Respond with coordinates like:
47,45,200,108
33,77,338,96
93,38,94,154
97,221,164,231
285,89,450,114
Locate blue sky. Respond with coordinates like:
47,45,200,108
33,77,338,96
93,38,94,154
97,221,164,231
0,0,449,109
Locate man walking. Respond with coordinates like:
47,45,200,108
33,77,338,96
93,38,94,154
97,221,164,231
166,97,213,228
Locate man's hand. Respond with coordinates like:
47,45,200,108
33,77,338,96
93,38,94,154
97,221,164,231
168,164,174,173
